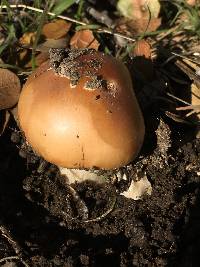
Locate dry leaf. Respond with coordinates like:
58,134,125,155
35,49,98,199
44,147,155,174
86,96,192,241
128,17,161,34
18,32,36,67
18,49,32,66
116,17,161,36
42,19,72,40
0,68,21,110
117,0,161,34
19,32,36,46
117,0,160,20
37,38,68,52
132,39,151,58
186,0,197,5
0,110,10,136
70,30,100,50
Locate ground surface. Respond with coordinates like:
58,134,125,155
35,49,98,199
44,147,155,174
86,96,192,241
1,98,200,267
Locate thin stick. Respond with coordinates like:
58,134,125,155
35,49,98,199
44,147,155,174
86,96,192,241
0,256,30,267
0,256,19,263
0,225,30,267
185,110,196,117
0,4,136,43
172,52,200,66
167,92,191,106
176,105,200,111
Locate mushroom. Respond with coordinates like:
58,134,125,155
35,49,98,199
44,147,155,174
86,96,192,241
18,48,145,184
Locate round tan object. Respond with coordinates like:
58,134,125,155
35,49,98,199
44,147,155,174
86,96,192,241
18,48,145,170
0,68,21,110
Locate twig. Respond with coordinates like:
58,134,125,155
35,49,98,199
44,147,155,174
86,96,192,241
176,104,200,111
166,92,200,117
0,256,30,267
172,52,200,66
67,185,89,220
0,256,19,263
0,225,30,267
156,25,179,42
0,226,21,255
176,104,200,117
0,4,136,43
167,92,191,105
185,109,196,117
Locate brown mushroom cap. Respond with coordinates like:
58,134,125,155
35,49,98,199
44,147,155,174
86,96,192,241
18,49,145,169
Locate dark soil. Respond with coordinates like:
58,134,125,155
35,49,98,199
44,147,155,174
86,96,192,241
1,58,200,267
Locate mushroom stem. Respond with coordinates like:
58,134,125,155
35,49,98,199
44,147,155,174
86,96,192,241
59,167,108,184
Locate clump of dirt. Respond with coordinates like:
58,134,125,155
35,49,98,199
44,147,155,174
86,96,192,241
49,48,106,89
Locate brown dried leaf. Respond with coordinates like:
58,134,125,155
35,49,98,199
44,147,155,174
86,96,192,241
116,17,161,36
117,0,160,20
132,39,151,58
128,17,161,34
42,19,72,40
186,0,197,5
19,32,36,46
0,110,10,136
18,33,36,68
37,38,68,52
0,69,21,110
70,30,100,50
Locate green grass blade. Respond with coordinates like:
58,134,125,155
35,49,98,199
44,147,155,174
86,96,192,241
31,2,49,69
52,0,76,15
0,23,16,56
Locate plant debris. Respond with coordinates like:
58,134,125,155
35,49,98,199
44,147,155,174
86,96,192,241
42,19,72,40
70,30,100,50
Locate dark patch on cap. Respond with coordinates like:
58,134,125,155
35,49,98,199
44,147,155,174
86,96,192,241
95,95,101,100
